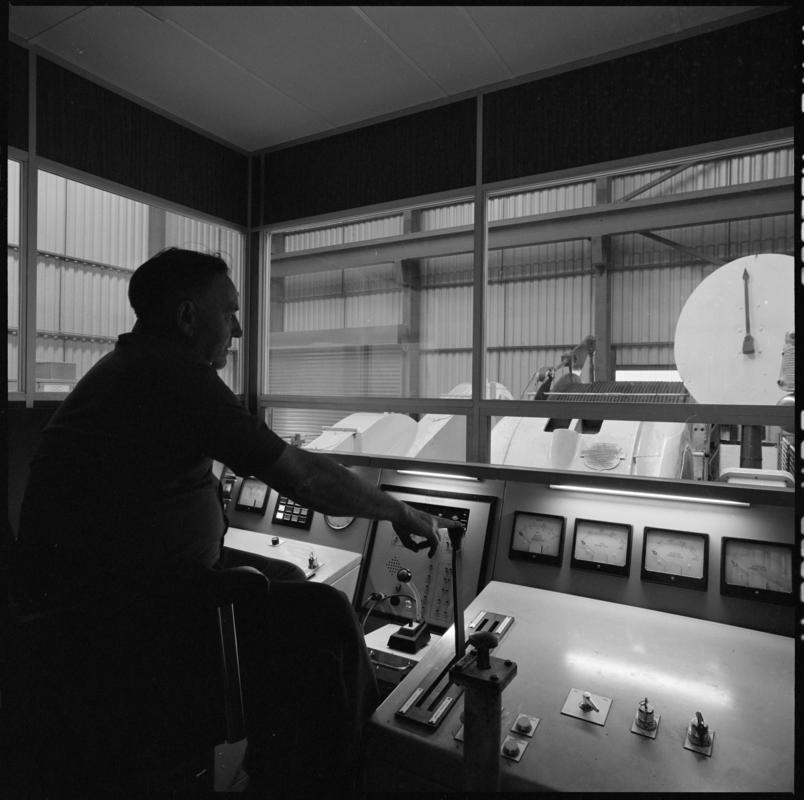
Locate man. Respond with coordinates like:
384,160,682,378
12,247,447,793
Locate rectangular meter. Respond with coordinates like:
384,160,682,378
720,537,794,604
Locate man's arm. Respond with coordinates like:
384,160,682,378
253,445,442,556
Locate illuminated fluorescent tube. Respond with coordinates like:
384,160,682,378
548,484,749,507
397,470,478,481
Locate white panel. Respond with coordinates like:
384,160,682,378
419,202,474,231
611,147,794,201
284,215,402,252
488,181,595,221
7,250,20,329
7,160,21,246
37,172,67,253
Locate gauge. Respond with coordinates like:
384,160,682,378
325,515,355,531
509,511,565,565
235,476,270,514
720,537,794,604
641,527,709,590
570,518,632,576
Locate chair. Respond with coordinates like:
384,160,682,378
3,562,267,796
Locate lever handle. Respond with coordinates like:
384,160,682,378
467,631,498,670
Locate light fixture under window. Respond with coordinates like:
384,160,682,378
397,470,479,482
548,484,749,507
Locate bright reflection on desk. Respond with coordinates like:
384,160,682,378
564,652,734,708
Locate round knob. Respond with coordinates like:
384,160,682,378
515,715,532,734
271,536,279,546
467,631,498,670
502,739,521,758
396,568,412,583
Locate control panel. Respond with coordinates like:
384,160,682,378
358,487,496,631
365,582,795,793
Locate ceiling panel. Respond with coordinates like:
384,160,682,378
148,6,446,128
8,4,766,152
360,6,514,96
28,6,326,151
464,6,755,75
6,6,87,40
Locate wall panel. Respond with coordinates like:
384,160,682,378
36,57,248,226
482,10,795,184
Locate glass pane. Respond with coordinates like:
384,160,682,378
7,159,21,392
35,170,245,394
485,146,794,483
264,407,468,462
265,200,474,400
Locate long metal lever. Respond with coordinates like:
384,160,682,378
447,524,466,658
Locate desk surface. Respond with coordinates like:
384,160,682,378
368,581,795,793
223,526,360,586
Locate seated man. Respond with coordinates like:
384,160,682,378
11,247,446,793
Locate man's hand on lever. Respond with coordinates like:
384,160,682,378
393,504,463,558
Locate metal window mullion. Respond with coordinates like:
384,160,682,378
22,51,38,406
469,95,489,463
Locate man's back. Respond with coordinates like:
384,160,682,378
15,331,280,609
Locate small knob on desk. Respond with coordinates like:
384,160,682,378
579,691,599,712
689,711,710,746
467,631,498,670
514,715,533,734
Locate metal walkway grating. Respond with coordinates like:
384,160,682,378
546,381,691,403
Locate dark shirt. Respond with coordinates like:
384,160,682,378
15,332,287,609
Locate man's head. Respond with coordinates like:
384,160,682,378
128,247,242,369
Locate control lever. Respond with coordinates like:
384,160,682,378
446,523,466,659
387,567,430,654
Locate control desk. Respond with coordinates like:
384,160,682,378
366,581,795,793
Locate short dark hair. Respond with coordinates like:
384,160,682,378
128,247,229,326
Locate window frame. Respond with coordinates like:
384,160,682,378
11,156,249,405
257,131,795,465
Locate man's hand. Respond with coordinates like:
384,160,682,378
393,505,458,558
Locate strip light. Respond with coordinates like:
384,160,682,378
548,484,749,507
397,470,479,482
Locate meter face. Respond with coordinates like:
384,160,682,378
236,477,269,513
571,519,632,576
641,528,709,590
721,538,793,603
510,512,565,565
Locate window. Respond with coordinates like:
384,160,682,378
7,159,22,392
482,144,794,481
33,170,245,395
262,199,476,460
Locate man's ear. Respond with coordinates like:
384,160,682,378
176,299,197,337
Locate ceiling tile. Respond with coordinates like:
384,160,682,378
146,6,445,128
8,6,89,41
465,6,754,77
29,6,328,150
359,6,513,95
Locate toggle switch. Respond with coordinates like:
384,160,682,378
631,697,660,739
684,710,715,756
560,688,612,726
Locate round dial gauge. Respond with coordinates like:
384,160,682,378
724,540,792,593
324,515,355,531
513,513,563,556
644,529,706,579
573,520,630,567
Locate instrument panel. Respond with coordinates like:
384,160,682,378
358,487,496,631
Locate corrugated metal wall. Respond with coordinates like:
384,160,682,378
268,145,793,410
27,170,245,393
